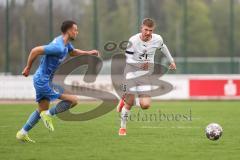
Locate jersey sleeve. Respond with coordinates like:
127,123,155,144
125,38,134,54
67,43,75,53
158,36,174,63
43,43,62,56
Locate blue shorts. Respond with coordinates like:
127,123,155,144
33,79,62,103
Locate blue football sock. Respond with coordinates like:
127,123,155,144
22,110,41,132
49,100,72,116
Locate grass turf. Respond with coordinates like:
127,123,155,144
0,101,240,160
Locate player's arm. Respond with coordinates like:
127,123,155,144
69,49,100,57
160,42,176,70
22,46,44,77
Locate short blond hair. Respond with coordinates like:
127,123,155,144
142,18,155,28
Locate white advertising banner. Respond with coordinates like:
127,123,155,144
0,76,35,99
0,75,239,100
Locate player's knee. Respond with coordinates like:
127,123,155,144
124,99,134,108
69,97,78,107
125,101,134,107
140,103,150,110
71,99,78,107
125,94,135,107
38,99,50,111
124,101,133,110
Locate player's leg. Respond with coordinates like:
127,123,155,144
38,99,55,131
119,94,135,136
40,94,78,131
38,99,50,112
116,95,125,112
117,63,134,113
46,94,78,116
16,99,50,142
139,95,151,110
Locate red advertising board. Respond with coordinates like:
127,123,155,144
189,79,240,97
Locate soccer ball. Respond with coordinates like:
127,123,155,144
205,123,223,141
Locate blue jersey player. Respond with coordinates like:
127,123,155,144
16,20,100,143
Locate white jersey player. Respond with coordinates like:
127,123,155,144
117,18,176,136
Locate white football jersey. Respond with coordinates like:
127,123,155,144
125,33,173,64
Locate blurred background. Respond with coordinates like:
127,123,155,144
0,0,239,75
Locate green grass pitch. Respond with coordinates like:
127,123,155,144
0,101,240,160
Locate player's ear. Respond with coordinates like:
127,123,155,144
152,27,155,32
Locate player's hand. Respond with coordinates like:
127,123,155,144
89,50,101,57
169,62,176,71
22,66,31,77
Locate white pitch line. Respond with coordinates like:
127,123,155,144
141,126,201,129
0,126,11,128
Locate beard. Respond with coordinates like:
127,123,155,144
143,34,152,41
142,35,150,41
69,37,75,41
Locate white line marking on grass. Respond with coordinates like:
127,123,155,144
191,117,201,120
0,126,11,128
141,126,201,129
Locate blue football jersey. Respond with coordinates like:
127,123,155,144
33,35,74,82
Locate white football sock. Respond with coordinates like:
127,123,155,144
121,106,130,129
45,110,52,116
20,128,28,135
135,97,140,107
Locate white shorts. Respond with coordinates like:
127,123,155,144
123,63,153,95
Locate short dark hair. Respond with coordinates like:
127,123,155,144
61,20,77,33
142,18,155,28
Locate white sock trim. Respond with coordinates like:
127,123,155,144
45,110,52,116
20,128,28,135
